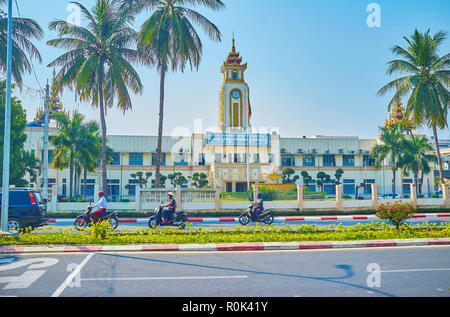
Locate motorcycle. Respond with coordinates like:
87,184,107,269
239,204,274,225
74,206,119,230
148,205,188,229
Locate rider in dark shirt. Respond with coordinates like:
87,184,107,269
252,193,264,221
162,192,177,224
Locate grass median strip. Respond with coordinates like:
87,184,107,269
0,222,449,247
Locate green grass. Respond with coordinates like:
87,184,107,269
1,222,448,246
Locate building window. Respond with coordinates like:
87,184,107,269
363,154,375,167
323,155,336,167
253,153,260,163
232,71,238,80
303,155,315,167
214,153,222,163
343,179,355,195
282,154,295,166
110,153,120,165
233,153,241,163
343,155,355,167
198,153,206,166
129,153,143,166
151,153,166,166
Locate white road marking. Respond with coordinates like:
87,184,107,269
51,253,94,297
81,275,248,281
380,268,450,273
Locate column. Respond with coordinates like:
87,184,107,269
410,184,417,206
215,186,221,211
297,184,304,211
336,184,343,210
175,190,182,211
371,184,378,209
253,185,259,203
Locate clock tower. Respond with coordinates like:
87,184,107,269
218,38,250,132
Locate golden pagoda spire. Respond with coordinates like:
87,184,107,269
384,82,415,133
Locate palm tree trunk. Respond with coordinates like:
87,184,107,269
155,68,166,188
392,169,396,196
99,87,108,196
69,153,74,198
432,126,445,186
83,167,87,199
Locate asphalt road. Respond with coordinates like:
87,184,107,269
1,246,449,299
45,216,450,232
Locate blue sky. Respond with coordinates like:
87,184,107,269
10,0,450,140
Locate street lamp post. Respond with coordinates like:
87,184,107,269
1,0,13,232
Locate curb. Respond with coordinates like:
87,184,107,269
1,238,449,254
47,213,450,224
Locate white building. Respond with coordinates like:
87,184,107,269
24,40,438,201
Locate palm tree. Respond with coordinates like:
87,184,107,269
47,0,143,195
377,29,449,186
371,125,406,196
121,0,224,187
0,0,43,84
399,133,433,195
51,111,86,198
76,120,102,199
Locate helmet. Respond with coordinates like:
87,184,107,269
168,192,174,197
257,193,262,197
98,191,105,195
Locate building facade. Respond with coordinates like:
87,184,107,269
23,40,439,201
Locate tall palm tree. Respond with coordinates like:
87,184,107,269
121,0,224,187
399,133,433,195
371,124,406,195
76,120,102,198
51,111,86,198
47,0,143,194
0,0,43,84
378,29,449,185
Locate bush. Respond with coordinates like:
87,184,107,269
376,201,417,229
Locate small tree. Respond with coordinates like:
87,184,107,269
282,167,295,183
301,171,312,188
376,201,417,229
316,172,331,192
192,172,209,188
334,169,344,185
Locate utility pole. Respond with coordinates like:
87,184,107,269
1,0,13,232
42,81,50,203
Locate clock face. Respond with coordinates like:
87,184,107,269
232,90,240,99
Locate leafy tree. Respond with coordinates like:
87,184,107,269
334,168,344,185
371,124,406,195
47,0,143,194
282,167,295,183
377,29,449,186
300,171,312,188
398,133,433,195
123,0,224,187
316,171,330,192
0,0,43,84
0,80,29,186
130,171,153,189
192,172,209,188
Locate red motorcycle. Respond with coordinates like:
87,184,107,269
74,206,119,230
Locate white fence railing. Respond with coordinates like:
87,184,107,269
46,184,450,213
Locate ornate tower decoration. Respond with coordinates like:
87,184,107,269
34,70,64,126
384,84,415,133
218,37,250,132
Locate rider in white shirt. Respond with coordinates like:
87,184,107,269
90,191,107,223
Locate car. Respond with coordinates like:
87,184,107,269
0,189,49,233
377,193,401,199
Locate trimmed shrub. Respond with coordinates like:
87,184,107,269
376,201,417,229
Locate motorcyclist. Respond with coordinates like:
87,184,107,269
89,191,107,223
252,193,264,221
162,192,177,224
